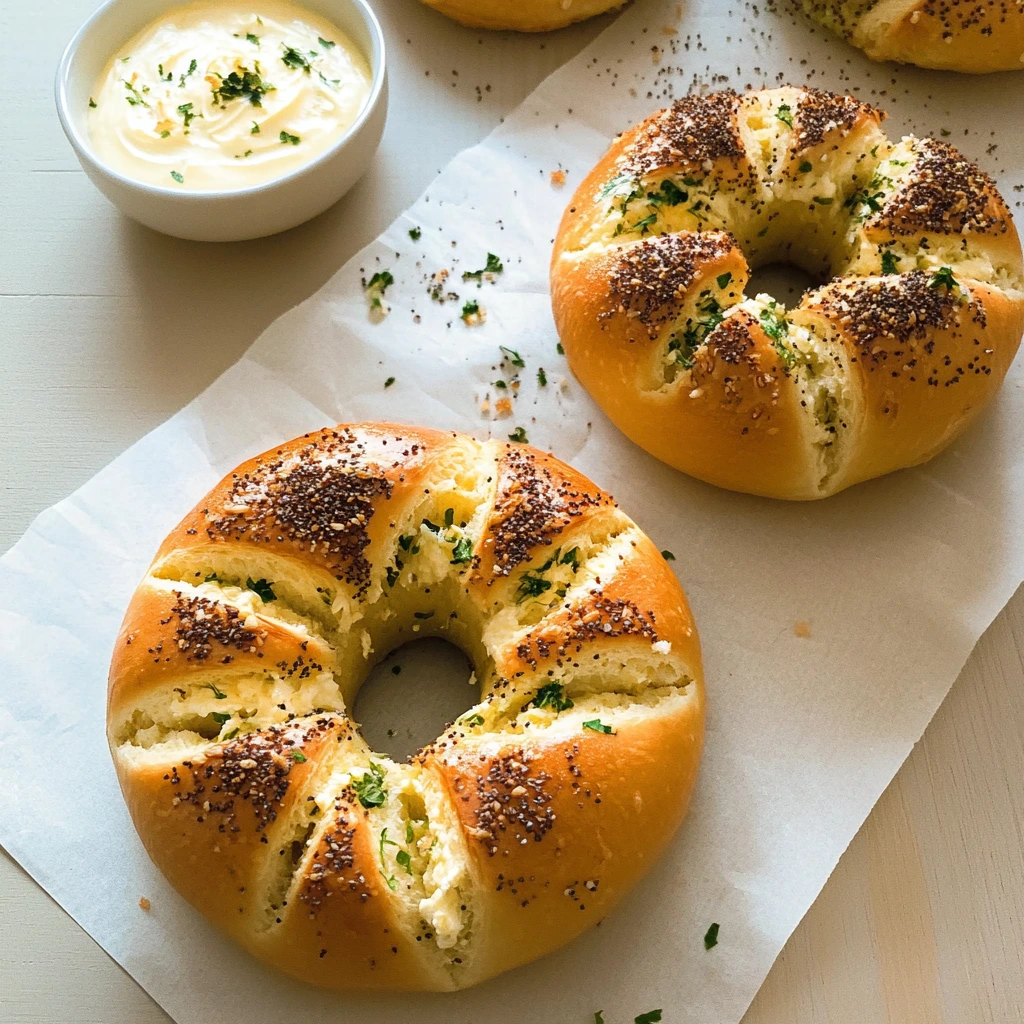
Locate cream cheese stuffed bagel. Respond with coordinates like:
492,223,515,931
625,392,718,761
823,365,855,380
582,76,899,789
107,423,705,991
550,87,1024,500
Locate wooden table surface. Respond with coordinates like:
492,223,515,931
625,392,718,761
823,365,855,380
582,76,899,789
2,2,1023,1022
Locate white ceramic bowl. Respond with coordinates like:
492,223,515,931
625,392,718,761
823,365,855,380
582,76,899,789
55,0,387,242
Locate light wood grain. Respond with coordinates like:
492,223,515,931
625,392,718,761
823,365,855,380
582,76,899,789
3,2,1023,1022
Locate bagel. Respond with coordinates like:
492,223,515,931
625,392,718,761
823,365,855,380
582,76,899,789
797,0,1024,73
414,0,626,32
550,87,1024,500
107,423,705,991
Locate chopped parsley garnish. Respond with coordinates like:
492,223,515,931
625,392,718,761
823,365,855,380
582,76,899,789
367,270,394,292
846,186,886,216
649,178,688,206
759,302,795,367
529,681,574,713
537,367,548,386
213,68,270,106
422,517,441,534
123,80,150,107
318,36,336,48
776,103,794,128
177,102,198,129
450,537,474,564
929,266,957,292
178,59,198,87
212,712,232,726
279,130,301,145
599,172,637,199
615,211,657,237
160,130,171,138
463,252,504,281
88,97,97,108
704,922,720,949
635,1012,663,1024
500,345,525,367
398,533,419,553
798,160,813,173
246,577,276,602
378,828,398,890
716,272,732,289
661,549,676,560
516,570,552,601
461,299,480,320
384,376,395,388
170,170,184,183
251,121,260,134
444,508,455,528
556,342,564,355
246,32,260,46
409,226,422,241
204,573,224,584
462,713,485,727
508,426,528,443
281,45,313,73
583,719,614,734
201,683,227,700
668,295,723,369
291,751,307,763
813,196,833,206
881,251,900,275
353,763,387,808
493,379,508,389
223,728,239,740
396,849,412,874
385,565,400,587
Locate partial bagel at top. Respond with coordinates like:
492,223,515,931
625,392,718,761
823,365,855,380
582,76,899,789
797,0,1024,74
414,0,627,31
550,87,1024,500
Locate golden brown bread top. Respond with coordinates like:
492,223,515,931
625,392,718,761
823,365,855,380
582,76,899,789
108,423,705,991
551,86,1024,499
797,0,1024,73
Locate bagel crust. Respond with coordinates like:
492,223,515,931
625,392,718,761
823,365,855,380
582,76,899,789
107,423,705,991
415,0,627,31
798,0,1024,73
550,87,1024,499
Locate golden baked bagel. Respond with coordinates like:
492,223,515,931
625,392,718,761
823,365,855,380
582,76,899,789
550,87,1024,500
107,423,705,991
415,0,626,31
797,0,1024,73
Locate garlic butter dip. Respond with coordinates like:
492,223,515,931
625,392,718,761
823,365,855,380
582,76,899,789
87,2,372,191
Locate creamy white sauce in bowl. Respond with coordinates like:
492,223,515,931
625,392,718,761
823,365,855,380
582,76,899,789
56,0,386,240
88,2,371,191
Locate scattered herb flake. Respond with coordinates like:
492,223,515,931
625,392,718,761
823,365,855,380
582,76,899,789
279,130,301,145
319,36,336,48
881,251,900,275
251,121,260,134
246,32,260,46
178,58,198,87
88,97,97,108
291,751,306,763
798,160,813,173
636,1012,663,1024
246,577,276,602
353,763,387,808
409,226,422,241
813,196,833,206
201,683,227,700
537,367,548,386
450,537,474,564
499,345,525,367
378,828,397,890
776,103,794,128
508,426,528,443
282,45,313,73
661,549,676,561
170,170,184,183
529,681,574,713
462,252,504,281
384,376,395,388
929,265,957,292
583,719,614,734
704,922,720,949
716,272,732,289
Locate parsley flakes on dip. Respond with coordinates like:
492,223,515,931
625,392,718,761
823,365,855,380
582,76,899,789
87,1,371,190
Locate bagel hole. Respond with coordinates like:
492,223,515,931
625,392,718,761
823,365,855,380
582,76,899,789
745,262,818,307
354,639,478,761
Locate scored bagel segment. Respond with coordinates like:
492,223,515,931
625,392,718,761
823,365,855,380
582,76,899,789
108,424,706,991
550,86,1024,499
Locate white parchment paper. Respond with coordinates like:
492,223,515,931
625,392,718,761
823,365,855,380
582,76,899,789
3,2,1023,1021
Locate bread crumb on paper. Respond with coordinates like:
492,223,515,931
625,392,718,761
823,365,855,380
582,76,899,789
793,620,811,638
138,897,151,912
